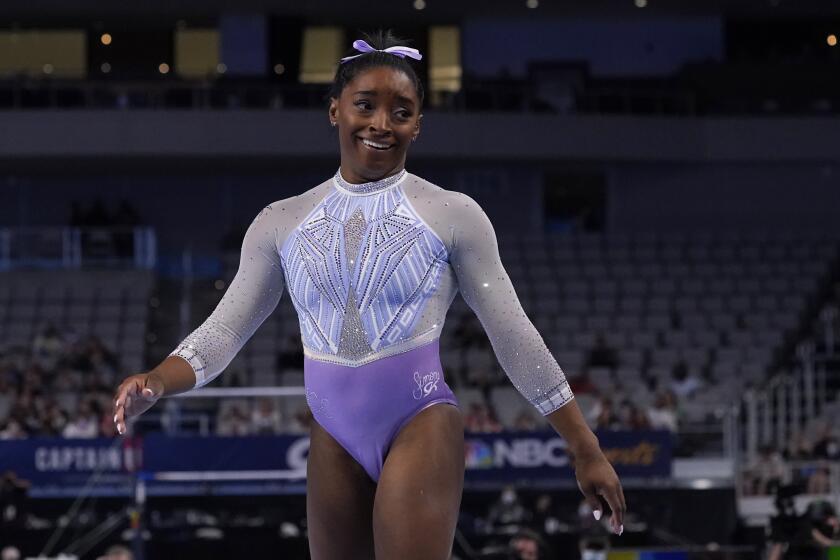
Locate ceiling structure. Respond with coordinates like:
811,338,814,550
1,0,839,27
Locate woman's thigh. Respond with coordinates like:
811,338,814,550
372,403,464,560
307,419,377,560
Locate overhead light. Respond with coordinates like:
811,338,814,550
526,0,539,8
158,62,170,74
100,33,112,46
101,62,112,74
42,64,54,75
274,63,286,75
413,0,426,10
635,0,648,7
828,34,838,47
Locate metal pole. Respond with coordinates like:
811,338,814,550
180,248,192,339
791,373,801,440
799,342,816,419
746,391,758,460
760,393,772,447
804,365,816,420
821,306,836,357
776,381,787,452
132,475,146,560
818,365,827,411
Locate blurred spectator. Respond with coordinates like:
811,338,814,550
569,371,598,395
513,409,538,431
578,497,611,560
487,485,530,529
0,471,30,529
811,422,840,460
805,500,840,548
593,398,621,431
216,404,251,436
647,390,679,432
62,400,99,438
617,400,651,430
113,199,140,227
531,493,561,535
41,399,69,436
669,362,702,399
31,324,66,370
464,402,502,433
743,445,786,496
250,398,283,435
508,528,546,560
806,461,832,495
785,431,813,461
97,544,134,560
86,198,111,227
587,334,618,369
0,419,26,440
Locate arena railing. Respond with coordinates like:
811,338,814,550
0,226,156,270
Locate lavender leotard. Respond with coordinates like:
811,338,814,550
171,169,574,481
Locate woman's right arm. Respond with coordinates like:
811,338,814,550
113,205,287,434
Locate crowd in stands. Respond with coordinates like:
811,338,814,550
449,319,687,435
452,484,621,559
0,324,119,440
0,319,683,440
742,419,840,496
0,314,774,441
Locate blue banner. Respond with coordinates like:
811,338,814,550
464,430,672,484
0,430,671,497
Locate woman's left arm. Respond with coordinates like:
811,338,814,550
448,192,625,534
546,399,625,534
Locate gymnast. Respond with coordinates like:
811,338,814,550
112,30,625,559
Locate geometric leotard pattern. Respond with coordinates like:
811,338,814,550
170,168,574,417
280,169,448,363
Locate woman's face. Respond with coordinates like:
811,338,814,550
329,66,421,183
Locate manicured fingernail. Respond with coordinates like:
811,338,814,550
593,510,602,521
143,388,153,397
117,425,123,435
114,414,119,424
617,524,624,536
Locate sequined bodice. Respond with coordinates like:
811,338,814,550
279,169,449,365
170,169,573,415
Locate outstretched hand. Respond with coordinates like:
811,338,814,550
112,373,165,435
574,449,626,535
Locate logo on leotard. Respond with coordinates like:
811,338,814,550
306,389,333,419
412,370,440,400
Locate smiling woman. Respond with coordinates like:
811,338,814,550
327,31,424,184
112,28,625,560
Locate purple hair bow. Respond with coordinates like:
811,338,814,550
339,39,423,64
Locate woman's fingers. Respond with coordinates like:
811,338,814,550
113,379,141,435
599,482,626,535
113,386,128,435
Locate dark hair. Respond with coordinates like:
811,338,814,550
328,29,424,107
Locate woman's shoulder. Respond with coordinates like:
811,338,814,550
254,179,334,223
404,173,484,211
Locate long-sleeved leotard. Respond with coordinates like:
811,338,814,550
171,169,573,480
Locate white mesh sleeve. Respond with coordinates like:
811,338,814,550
449,193,574,415
170,206,285,388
